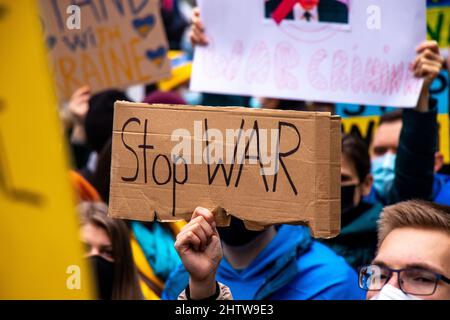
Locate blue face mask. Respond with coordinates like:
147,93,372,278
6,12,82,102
249,97,263,109
371,153,396,199
182,91,203,106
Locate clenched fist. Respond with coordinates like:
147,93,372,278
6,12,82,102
413,41,444,88
175,207,222,299
412,41,444,112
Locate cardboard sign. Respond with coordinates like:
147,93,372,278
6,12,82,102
191,0,426,108
337,71,450,164
38,0,171,102
109,102,341,239
427,0,450,56
0,0,93,299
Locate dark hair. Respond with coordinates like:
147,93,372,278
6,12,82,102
78,202,143,300
277,99,306,111
92,139,112,204
85,90,128,153
379,110,403,126
342,134,371,183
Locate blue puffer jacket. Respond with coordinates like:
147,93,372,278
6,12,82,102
162,225,365,300
433,173,450,206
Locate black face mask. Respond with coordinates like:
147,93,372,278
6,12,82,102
87,255,114,300
341,185,357,213
218,216,265,247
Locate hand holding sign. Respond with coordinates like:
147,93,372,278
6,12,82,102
413,41,445,88
413,40,445,112
191,0,427,108
175,207,222,300
190,7,208,47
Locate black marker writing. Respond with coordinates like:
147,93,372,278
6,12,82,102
172,156,188,217
139,119,154,184
121,117,140,182
234,120,269,192
121,117,188,217
205,118,245,186
272,122,301,196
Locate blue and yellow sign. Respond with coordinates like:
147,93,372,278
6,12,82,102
427,0,450,52
337,71,450,163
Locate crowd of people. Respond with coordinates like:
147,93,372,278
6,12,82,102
61,1,450,300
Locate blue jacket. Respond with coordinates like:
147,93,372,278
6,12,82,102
162,225,364,300
433,173,450,206
367,173,450,207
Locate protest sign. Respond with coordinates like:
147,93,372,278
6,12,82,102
191,0,427,108
109,102,342,239
427,0,450,56
38,0,171,102
0,0,93,299
337,71,450,163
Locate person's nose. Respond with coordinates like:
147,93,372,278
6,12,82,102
381,152,396,167
387,149,397,157
385,272,401,290
85,247,100,257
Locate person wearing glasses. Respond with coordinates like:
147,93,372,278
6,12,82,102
359,200,450,300
175,201,449,300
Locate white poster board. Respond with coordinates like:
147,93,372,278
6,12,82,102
191,0,427,108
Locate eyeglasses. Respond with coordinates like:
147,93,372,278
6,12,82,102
359,264,450,296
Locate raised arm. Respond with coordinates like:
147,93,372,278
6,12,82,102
388,41,444,204
189,7,209,46
175,207,232,300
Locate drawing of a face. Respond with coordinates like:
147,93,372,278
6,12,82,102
298,0,320,11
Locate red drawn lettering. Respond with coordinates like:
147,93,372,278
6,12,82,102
245,41,270,85
308,49,328,90
274,42,300,91
330,50,349,92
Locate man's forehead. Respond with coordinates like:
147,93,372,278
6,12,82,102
373,120,403,146
81,223,111,245
376,228,450,274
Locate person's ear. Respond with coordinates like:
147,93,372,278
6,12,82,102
361,174,373,197
434,152,444,173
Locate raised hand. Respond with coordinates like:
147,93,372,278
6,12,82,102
189,7,209,47
175,207,222,299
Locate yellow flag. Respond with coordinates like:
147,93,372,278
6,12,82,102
0,0,93,299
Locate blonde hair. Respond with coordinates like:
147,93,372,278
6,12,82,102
378,200,450,248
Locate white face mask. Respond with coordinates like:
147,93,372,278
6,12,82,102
370,284,422,300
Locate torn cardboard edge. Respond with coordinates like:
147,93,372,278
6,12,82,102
109,101,342,239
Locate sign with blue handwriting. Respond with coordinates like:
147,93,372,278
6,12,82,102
39,0,171,102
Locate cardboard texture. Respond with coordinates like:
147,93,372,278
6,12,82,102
109,102,341,238
38,0,171,102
